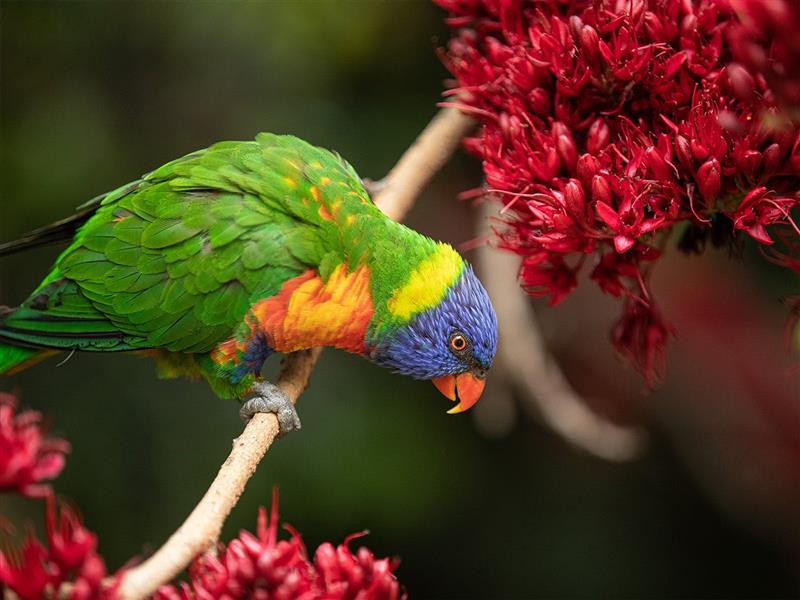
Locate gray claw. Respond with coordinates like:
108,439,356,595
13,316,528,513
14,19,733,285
240,382,301,436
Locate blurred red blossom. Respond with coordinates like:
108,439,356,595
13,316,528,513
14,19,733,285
0,497,111,600
0,391,69,497
154,491,404,600
436,0,800,383
724,0,800,113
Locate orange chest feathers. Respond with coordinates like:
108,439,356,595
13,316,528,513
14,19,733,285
252,264,374,355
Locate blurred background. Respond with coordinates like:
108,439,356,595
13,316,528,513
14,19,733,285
1,2,799,597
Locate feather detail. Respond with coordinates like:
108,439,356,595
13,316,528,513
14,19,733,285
211,263,374,376
386,244,464,320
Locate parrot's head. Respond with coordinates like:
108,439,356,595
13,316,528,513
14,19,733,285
370,265,497,414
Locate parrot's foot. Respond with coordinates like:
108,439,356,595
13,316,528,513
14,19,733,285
240,382,301,436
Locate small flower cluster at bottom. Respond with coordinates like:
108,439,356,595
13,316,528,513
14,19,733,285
0,392,405,600
0,496,112,600
155,493,404,600
0,391,69,498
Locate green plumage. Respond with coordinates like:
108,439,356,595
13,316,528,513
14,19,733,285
0,134,443,386
0,344,40,375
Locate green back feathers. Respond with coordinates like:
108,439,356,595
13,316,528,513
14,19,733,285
45,135,343,352
1,133,460,358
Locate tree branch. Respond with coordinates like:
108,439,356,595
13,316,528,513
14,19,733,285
116,106,476,600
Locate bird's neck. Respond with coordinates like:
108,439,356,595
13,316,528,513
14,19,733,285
357,224,466,349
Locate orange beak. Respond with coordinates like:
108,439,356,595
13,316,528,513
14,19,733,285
431,372,487,414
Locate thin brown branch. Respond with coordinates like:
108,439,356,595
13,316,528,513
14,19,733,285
372,107,475,221
116,106,475,600
476,202,647,462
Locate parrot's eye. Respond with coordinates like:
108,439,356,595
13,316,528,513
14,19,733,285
449,332,469,354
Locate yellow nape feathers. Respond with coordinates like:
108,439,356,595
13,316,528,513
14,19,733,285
386,244,464,320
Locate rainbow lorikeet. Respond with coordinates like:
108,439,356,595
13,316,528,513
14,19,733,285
0,134,497,432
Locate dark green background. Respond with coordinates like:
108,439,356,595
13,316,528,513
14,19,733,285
1,2,796,597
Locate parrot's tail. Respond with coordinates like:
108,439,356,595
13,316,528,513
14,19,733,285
0,343,46,376
0,307,52,376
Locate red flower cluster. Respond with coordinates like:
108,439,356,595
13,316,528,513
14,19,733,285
0,392,404,599
436,0,800,383
0,391,69,497
0,497,111,599
155,493,404,600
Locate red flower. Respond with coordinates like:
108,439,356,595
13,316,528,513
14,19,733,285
154,491,404,600
436,0,800,383
0,498,111,600
612,299,674,388
0,533,50,599
518,252,578,307
0,392,70,497
729,186,800,244
313,534,402,600
46,496,101,576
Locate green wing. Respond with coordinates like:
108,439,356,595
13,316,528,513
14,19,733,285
1,134,369,353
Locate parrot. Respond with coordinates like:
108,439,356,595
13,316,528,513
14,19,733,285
0,133,497,433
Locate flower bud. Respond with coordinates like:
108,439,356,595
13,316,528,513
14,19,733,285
696,158,721,201
569,15,584,42
597,38,614,65
690,139,709,161
79,553,106,586
256,550,275,574
646,146,672,181
576,153,601,185
741,186,767,207
510,58,538,91
580,25,601,66
564,179,586,220
485,36,512,65
71,580,92,600
725,63,756,101
553,124,577,173
506,115,523,139
643,11,667,42
499,113,511,138
674,135,694,170
315,542,339,578
528,87,551,116
544,147,561,181
551,121,569,138
681,14,697,37
587,118,610,153
591,174,612,204
227,541,257,583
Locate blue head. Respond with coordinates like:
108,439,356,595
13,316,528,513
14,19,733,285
370,266,497,413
